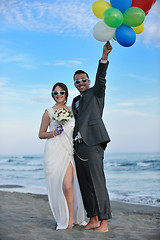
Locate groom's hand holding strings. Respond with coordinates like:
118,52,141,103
102,41,112,61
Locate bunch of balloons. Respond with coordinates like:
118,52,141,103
92,0,156,47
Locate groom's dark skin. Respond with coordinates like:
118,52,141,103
74,41,112,232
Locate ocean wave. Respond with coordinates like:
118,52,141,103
0,166,43,171
109,192,160,207
1,153,160,207
137,162,152,167
23,156,42,159
105,160,159,169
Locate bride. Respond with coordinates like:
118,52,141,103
39,82,86,230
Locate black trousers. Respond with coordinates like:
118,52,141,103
74,141,112,220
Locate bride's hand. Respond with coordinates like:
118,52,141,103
53,126,64,137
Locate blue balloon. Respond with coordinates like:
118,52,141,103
116,25,136,47
110,0,132,13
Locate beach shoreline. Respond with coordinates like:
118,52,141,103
1,153,160,208
0,191,160,240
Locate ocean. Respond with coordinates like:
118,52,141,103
0,152,160,207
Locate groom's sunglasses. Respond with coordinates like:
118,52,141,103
52,91,65,95
74,78,89,85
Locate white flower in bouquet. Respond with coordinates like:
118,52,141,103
52,108,73,125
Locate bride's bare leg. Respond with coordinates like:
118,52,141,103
63,162,74,229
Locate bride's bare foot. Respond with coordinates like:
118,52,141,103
94,220,108,232
84,216,100,230
67,224,73,229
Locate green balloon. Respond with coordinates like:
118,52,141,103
113,35,117,41
123,7,145,27
103,8,123,28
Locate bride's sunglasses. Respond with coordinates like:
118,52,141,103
52,91,65,96
74,78,89,85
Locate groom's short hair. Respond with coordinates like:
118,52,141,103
73,70,89,80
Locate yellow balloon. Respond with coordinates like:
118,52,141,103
132,23,144,34
92,1,112,19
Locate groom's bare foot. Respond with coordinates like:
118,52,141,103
84,216,100,230
95,220,108,232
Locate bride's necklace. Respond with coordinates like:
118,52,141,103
54,104,66,110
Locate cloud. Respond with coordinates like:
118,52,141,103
0,77,10,87
140,1,160,47
54,60,83,67
118,102,138,107
0,85,47,103
107,109,148,117
28,87,53,103
117,97,160,107
0,0,96,34
104,97,160,118
0,88,25,102
30,87,79,104
114,72,158,85
31,96,51,103
43,59,84,67
0,45,36,69
2,54,27,63
0,82,5,87
0,27,85,69
0,84,77,106
0,0,160,47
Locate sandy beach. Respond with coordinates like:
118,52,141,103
0,191,160,240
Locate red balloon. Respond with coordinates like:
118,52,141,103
145,11,149,16
131,0,156,12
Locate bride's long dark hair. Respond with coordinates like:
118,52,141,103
51,82,68,104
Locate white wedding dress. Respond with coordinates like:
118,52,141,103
44,107,86,230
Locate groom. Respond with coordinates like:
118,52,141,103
72,41,112,232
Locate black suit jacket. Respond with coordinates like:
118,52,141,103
72,60,111,149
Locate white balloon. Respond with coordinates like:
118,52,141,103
92,21,116,42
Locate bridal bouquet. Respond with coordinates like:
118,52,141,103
52,108,73,125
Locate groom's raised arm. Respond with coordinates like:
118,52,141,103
94,41,112,97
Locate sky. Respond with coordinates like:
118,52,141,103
0,0,160,155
